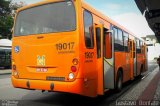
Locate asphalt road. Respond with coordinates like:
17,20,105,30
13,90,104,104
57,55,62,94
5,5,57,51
0,61,158,106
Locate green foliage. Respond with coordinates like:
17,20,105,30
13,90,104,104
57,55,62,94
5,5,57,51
0,0,25,39
0,0,11,16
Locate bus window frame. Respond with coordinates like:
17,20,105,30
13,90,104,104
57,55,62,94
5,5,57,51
104,28,112,59
114,26,124,51
95,27,102,58
123,31,129,52
83,9,94,49
136,39,141,54
13,1,77,37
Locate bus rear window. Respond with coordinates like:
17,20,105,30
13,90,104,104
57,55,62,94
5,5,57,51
14,1,76,36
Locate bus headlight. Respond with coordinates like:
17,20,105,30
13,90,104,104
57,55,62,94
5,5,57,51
69,73,74,80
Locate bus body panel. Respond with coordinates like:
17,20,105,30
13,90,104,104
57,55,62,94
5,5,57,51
115,52,130,83
11,76,85,95
12,32,79,81
12,0,148,97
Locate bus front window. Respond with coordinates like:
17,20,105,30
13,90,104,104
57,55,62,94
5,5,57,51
14,1,76,36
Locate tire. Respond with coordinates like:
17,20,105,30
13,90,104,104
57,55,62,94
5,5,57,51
140,65,143,77
116,71,123,92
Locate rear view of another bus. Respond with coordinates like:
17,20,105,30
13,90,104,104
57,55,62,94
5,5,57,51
0,48,11,68
12,0,85,96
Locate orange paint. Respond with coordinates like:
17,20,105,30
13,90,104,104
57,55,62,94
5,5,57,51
12,0,147,97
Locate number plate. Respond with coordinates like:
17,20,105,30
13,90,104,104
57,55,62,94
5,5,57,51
36,68,48,72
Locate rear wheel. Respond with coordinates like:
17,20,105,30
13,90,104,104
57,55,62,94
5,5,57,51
116,71,123,92
140,65,143,76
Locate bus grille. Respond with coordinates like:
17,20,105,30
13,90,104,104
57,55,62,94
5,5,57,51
46,76,65,81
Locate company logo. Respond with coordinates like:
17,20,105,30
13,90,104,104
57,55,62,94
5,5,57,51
37,55,45,66
14,46,19,53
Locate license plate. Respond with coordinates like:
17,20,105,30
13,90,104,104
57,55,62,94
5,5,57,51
36,68,48,72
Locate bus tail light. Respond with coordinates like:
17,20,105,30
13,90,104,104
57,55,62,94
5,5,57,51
71,66,77,72
72,58,78,65
12,63,19,78
13,65,16,70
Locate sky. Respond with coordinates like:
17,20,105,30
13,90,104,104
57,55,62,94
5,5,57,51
13,0,154,37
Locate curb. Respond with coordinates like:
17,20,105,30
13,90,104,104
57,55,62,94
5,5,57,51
138,67,160,101
0,72,11,75
0,69,11,75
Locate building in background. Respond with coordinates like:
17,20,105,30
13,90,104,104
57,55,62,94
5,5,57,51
142,35,160,60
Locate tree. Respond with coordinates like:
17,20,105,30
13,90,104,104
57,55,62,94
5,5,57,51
0,0,26,39
0,0,11,16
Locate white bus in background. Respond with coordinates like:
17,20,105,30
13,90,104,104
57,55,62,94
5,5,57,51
0,39,12,68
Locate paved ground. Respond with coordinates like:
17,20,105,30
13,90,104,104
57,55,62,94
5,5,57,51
0,61,159,106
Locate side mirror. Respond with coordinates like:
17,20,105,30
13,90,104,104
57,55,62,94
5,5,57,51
105,31,112,59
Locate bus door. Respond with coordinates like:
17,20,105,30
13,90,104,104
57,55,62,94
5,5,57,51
103,28,114,89
145,45,148,71
94,24,104,95
129,40,134,79
133,40,137,77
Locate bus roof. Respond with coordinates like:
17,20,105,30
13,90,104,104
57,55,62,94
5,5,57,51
16,0,144,42
81,0,144,41
0,39,12,47
16,0,63,13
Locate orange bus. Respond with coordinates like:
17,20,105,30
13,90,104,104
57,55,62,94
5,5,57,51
11,0,148,97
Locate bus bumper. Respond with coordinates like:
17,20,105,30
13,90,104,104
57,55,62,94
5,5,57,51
11,76,84,96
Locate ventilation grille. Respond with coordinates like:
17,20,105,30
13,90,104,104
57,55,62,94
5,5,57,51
46,76,65,81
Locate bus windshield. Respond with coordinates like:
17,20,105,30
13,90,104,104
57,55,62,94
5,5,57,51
14,1,76,36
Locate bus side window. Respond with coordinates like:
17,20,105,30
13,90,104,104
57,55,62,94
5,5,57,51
0,50,5,60
117,28,124,51
140,41,143,53
0,51,2,59
113,27,118,51
123,32,129,52
96,28,101,58
136,39,141,53
133,41,136,58
83,10,94,48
